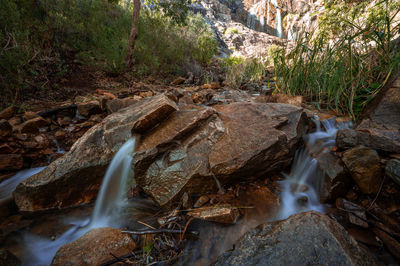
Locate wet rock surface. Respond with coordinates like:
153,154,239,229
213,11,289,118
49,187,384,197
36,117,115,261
13,95,178,212
52,227,137,266
213,211,376,266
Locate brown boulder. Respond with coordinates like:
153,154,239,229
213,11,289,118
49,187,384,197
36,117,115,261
14,95,178,212
77,101,102,118
134,102,308,207
0,107,15,120
342,146,383,194
209,103,307,180
17,117,49,133
0,120,12,137
0,154,23,171
52,228,137,266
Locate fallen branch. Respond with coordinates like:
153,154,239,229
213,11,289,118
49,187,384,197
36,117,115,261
37,104,77,117
122,228,199,236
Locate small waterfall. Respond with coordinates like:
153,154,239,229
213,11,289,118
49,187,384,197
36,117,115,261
90,137,136,227
277,117,343,220
22,138,137,265
247,6,257,30
0,167,45,202
271,0,282,38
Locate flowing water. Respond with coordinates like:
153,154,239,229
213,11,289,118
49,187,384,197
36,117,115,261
246,0,283,38
277,117,349,220
0,167,45,202
20,138,137,265
270,0,282,38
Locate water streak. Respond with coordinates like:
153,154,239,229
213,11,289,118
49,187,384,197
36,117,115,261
277,117,344,219
0,167,45,202
271,0,282,38
21,138,137,265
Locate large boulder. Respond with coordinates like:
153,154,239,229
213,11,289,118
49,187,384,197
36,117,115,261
342,146,383,194
213,211,377,265
14,95,178,212
52,227,137,266
337,81,400,153
134,102,308,207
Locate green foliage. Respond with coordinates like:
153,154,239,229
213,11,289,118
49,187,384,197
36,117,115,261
272,0,400,119
220,56,267,89
0,0,131,105
0,0,217,105
133,11,218,76
145,0,192,25
225,28,241,35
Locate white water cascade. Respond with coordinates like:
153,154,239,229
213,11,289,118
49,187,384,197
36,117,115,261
22,138,137,266
277,117,347,220
246,0,283,38
0,167,45,202
271,0,282,38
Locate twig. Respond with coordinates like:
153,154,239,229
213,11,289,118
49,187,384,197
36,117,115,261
122,229,199,236
180,217,194,242
137,220,156,229
37,104,77,117
366,175,386,211
100,250,142,266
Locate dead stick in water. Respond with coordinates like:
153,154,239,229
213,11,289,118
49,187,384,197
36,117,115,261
122,228,199,236
100,250,142,266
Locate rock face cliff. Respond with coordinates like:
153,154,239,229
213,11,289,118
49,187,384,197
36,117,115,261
194,0,323,57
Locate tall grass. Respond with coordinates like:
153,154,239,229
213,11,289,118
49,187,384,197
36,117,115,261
272,0,400,118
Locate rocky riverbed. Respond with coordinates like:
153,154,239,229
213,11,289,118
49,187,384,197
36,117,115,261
0,72,400,265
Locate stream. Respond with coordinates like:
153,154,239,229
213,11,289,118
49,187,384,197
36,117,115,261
1,117,349,265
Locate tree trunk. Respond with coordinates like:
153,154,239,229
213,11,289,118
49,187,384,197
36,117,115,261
125,0,141,68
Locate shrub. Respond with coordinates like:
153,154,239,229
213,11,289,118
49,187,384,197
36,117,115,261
133,11,218,76
220,56,267,89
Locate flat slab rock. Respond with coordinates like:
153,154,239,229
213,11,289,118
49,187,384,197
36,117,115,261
14,95,178,212
213,211,377,266
134,102,308,207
